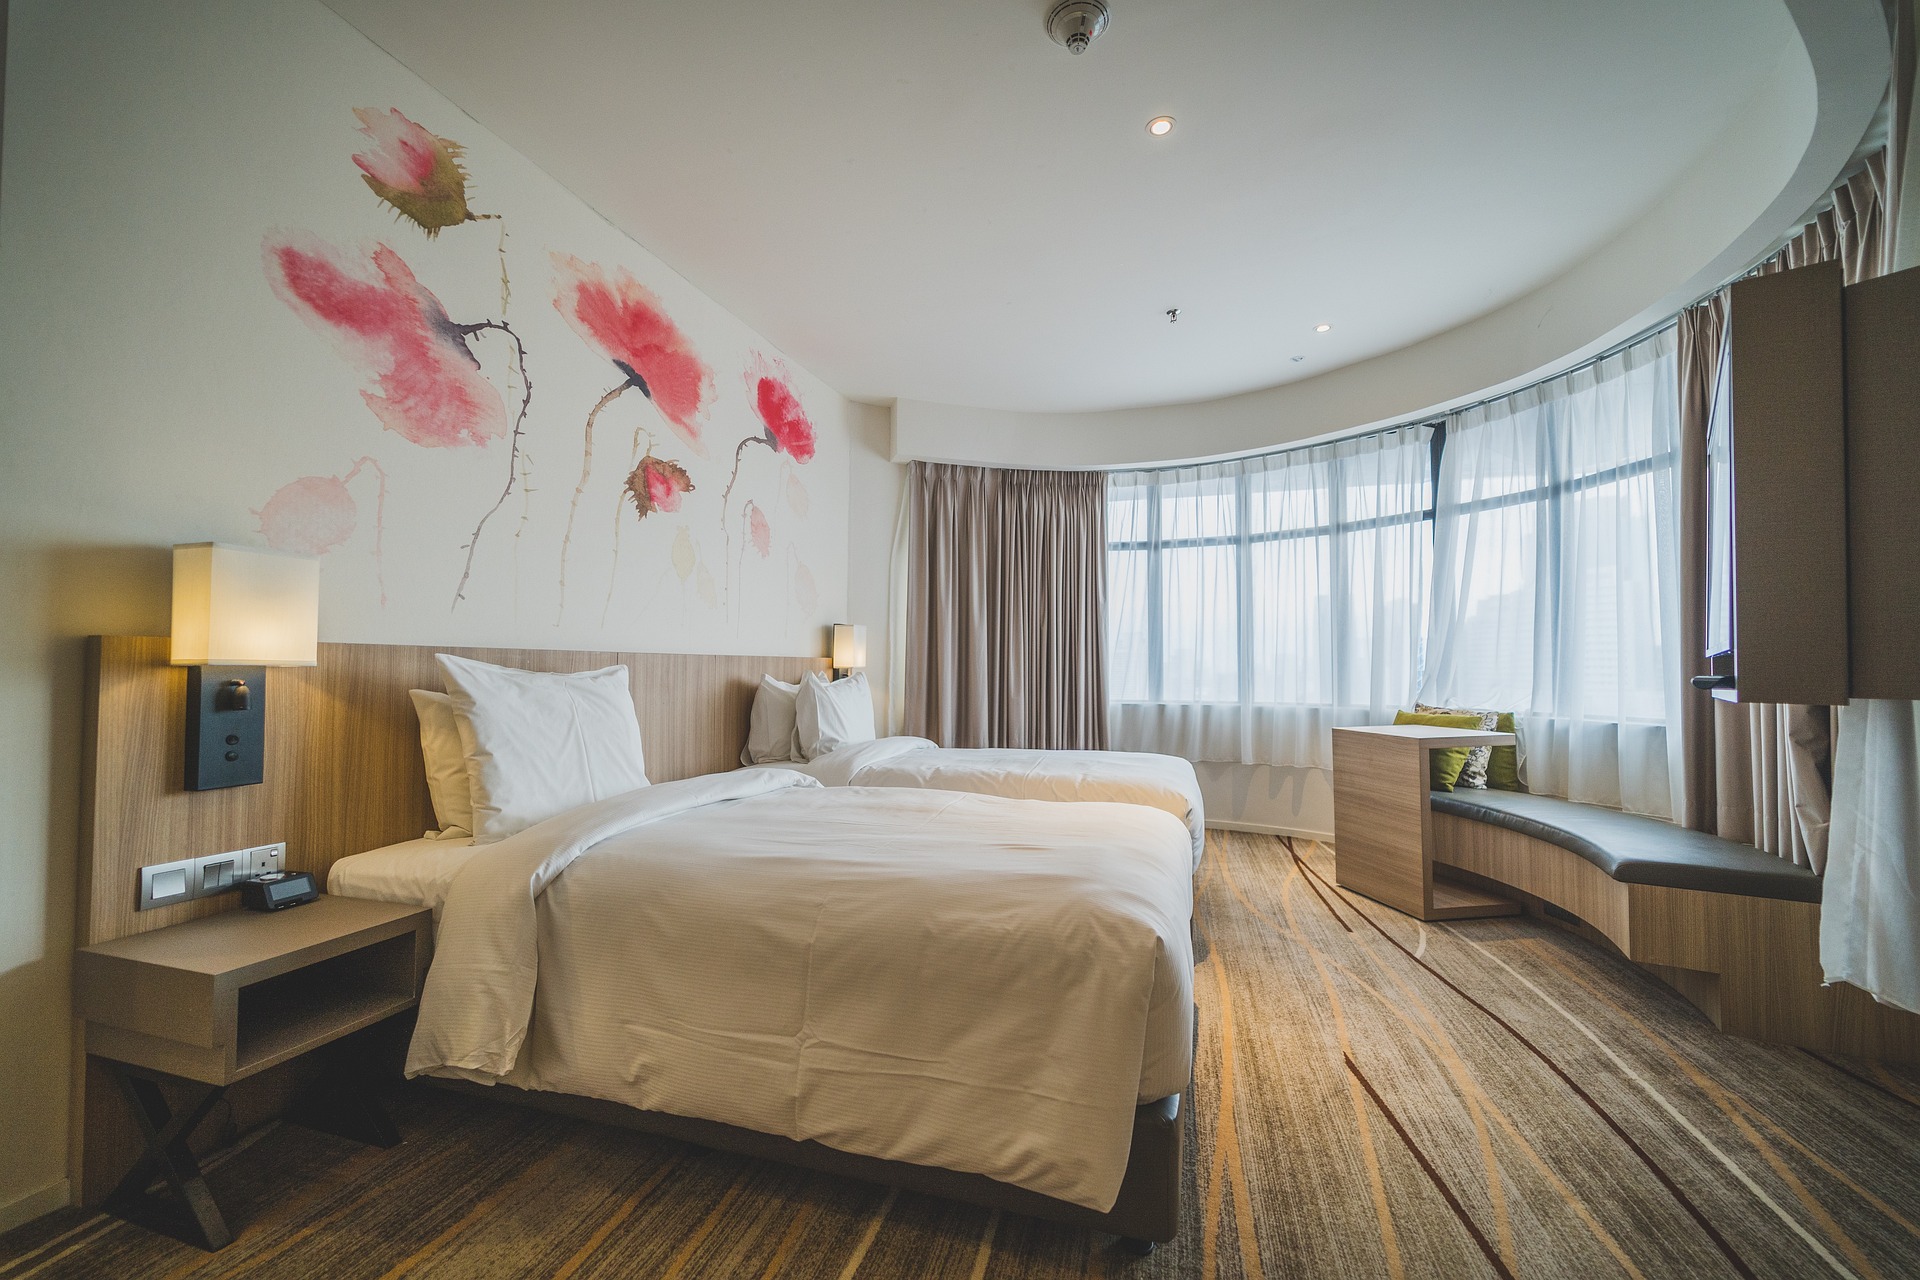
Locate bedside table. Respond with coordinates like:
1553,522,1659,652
74,895,432,1249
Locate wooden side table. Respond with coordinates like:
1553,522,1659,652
74,895,432,1249
1331,725,1523,921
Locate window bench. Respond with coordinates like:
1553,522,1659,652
1328,725,1920,1064
1426,789,1920,1064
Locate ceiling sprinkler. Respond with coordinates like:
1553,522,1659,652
1047,1,1110,55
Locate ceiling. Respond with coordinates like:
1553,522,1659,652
324,0,1800,414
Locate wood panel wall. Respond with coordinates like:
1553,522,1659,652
78,637,828,946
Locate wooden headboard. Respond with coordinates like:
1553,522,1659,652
78,636,829,947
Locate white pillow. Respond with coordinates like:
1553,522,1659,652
436,654,650,843
795,670,876,761
409,689,474,838
741,675,802,765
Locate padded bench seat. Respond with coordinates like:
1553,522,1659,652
1429,789,1821,904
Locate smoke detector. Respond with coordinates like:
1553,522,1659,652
1046,1,1110,55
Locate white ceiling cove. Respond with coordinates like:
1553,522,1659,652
324,0,1800,414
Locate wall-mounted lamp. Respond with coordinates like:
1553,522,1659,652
831,623,868,681
170,543,319,791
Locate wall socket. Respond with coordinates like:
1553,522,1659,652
137,842,289,910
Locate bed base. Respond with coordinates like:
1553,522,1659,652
427,1078,1185,1248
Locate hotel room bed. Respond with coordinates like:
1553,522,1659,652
330,769,1195,1231
747,735,1207,870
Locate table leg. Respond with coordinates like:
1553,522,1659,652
103,1068,232,1251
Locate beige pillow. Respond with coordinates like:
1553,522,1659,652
409,690,473,837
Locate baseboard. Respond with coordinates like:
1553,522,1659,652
0,1177,71,1235
1206,819,1335,843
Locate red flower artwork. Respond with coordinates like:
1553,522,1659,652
746,354,816,463
351,107,490,237
626,454,694,518
551,254,711,450
264,233,506,448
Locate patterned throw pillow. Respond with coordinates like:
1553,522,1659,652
1417,703,1498,789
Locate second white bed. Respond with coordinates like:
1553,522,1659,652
751,736,1206,869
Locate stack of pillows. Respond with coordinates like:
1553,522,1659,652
1393,704,1523,793
410,654,652,844
740,670,877,766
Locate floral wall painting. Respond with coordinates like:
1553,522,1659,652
628,454,693,518
264,233,509,448
353,105,513,318
551,253,712,623
244,96,837,647
256,456,388,603
746,501,771,558
352,107,495,238
262,228,532,609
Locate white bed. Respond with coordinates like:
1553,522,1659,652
749,735,1207,869
331,770,1194,1213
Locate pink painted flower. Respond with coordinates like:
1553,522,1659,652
265,233,506,448
747,502,771,557
351,108,485,236
626,453,694,518
552,254,712,452
744,353,816,463
257,475,356,555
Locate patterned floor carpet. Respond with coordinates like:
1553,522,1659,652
5,832,1919,1278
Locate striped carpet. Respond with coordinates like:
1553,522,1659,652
6,832,1919,1278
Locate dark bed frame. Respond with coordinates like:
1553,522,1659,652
428,1077,1186,1252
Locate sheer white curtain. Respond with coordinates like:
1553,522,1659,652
1108,425,1433,769
1422,329,1684,816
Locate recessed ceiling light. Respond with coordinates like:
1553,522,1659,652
1147,116,1175,137
1315,323,1332,332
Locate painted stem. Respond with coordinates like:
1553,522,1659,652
558,378,639,624
342,455,390,607
451,319,532,611
720,433,772,615
603,419,660,625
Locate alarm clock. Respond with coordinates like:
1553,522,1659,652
240,870,319,911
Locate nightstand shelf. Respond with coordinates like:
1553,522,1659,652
74,895,431,1249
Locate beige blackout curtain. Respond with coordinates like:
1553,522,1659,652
1676,154,1890,871
903,462,1109,750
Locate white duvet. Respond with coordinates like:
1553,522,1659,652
406,769,1193,1211
760,737,1206,870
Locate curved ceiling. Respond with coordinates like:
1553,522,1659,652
325,0,1816,417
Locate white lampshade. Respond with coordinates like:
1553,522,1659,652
831,623,868,670
170,543,320,667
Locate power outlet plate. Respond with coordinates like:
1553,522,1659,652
136,841,291,909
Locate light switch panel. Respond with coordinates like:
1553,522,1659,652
138,859,195,910
194,852,241,895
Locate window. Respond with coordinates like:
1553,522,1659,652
1106,425,1435,769
1106,326,1684,816
1423,328,1682,815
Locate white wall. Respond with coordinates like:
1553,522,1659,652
844,405,902,731
0,0,861,1224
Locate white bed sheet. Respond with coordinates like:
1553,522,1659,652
404,772,1194,1213
750,737,1207,869
328,836,479,920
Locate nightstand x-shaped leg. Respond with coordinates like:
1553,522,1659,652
104,1068,233,1250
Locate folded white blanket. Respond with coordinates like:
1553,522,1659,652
407,770,1193,1211
766,737,1207,870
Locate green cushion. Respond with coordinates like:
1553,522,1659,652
1488,712,1522,791
1392,711,1485,791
